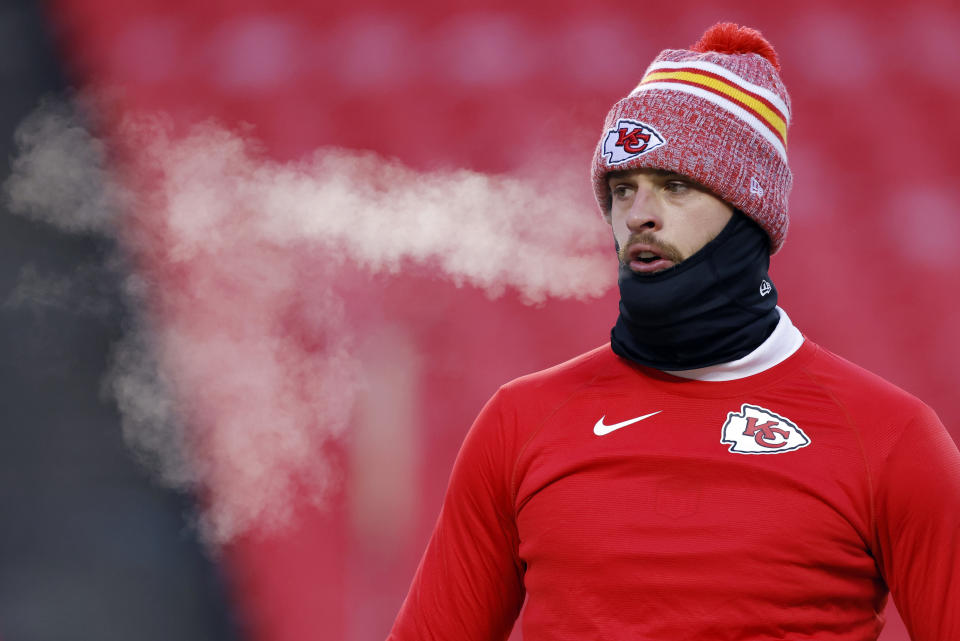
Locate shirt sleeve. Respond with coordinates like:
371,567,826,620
874,403,960,640
387,388,526,641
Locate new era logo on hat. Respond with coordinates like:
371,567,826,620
602,119,667,164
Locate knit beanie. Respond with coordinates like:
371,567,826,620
591,23,792,253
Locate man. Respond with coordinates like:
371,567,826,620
388,23,960,641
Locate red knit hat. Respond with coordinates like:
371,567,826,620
591,23,792,253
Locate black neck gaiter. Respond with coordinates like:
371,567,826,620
611,212,779,371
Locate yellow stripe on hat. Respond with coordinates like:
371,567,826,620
639,70,787,146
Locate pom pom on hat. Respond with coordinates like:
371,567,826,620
691,22,780,71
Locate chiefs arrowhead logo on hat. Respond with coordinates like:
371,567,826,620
602,119,666,164
721,404,810,455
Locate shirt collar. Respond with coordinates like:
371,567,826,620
662,307,804,381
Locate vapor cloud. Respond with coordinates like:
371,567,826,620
4,99,613,545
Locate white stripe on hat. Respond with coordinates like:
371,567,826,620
634,81,788,161
634,59,791,123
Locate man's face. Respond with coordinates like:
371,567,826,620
606,168,734,274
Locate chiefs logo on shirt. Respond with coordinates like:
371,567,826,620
721,404,811,455
601,119,666,164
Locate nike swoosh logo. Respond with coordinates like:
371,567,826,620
593,411,662,436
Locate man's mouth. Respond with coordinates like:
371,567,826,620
626,246,677,273
636,251,659,263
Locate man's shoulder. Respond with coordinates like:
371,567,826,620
497,344,624,403
805,340,931,417
465,346,621,444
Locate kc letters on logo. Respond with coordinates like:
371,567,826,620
721,404,811,454
602,119,666,164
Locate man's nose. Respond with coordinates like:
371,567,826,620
625,186,662,232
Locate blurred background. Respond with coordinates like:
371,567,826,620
1,0,958,640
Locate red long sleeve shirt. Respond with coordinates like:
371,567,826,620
389,339,960,640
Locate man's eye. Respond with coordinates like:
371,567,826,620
665,181,688,193
612,185,633,199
